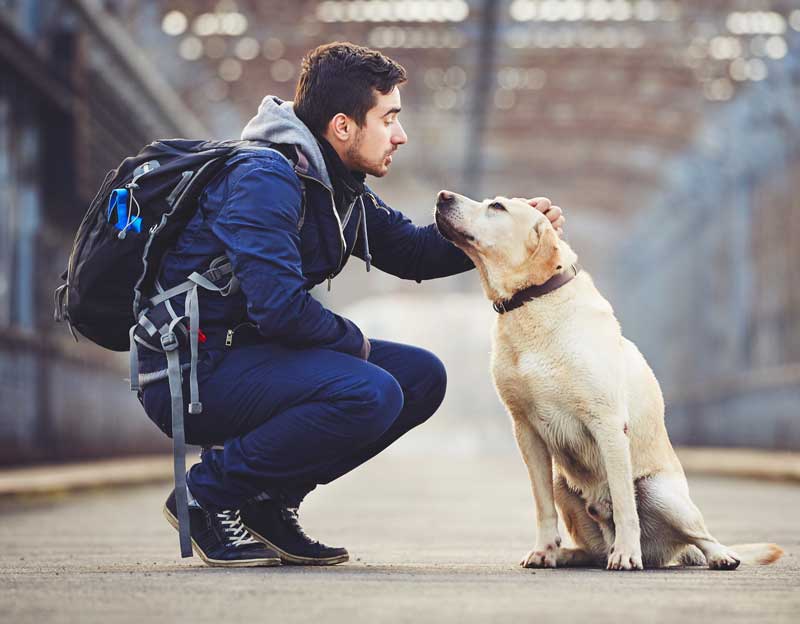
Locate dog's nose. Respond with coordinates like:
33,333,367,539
437,190,455,205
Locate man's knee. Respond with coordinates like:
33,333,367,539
427,352,448,410
407,349,447,425
346,369,404,441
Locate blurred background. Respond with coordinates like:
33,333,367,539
1,0,798,465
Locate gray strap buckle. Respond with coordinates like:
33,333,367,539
160,332,179,351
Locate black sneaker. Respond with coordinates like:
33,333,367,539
241,500,349,566
163,489,282,567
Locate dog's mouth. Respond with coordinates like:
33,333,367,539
434,209,475,245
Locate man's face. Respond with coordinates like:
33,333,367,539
344,86,408,177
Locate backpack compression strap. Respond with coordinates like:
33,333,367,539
129,256,238,558
162,319,192,558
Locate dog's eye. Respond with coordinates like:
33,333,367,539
488,202,506,212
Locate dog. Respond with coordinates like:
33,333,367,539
434,190,784,571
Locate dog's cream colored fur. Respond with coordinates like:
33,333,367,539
435,191,783,571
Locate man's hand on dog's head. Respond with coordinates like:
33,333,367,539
528,197,565,237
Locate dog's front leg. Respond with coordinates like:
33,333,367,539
513,417,561,568
589,418,643,570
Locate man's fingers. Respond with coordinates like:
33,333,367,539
546,205,563,224
528,197,552,213
529,199,565,236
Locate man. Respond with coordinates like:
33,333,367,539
139,42,565,567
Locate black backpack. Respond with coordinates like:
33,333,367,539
54,138,301,558
53,138,296,350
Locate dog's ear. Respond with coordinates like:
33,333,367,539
526,220,562,285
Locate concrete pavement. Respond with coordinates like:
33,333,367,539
1,452,798,623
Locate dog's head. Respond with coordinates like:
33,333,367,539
435,190,575,301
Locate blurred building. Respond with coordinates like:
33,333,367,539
1,0,798,463
0,0,208,464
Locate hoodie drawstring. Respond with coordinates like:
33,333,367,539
359,195,372,272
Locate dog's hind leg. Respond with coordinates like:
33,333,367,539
675,546,706,567
636,473,741,570
634,475,701,567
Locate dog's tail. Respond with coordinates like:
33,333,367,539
729,543,784,566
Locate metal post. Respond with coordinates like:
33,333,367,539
463,0,501,199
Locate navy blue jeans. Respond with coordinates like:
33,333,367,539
141,339,446,509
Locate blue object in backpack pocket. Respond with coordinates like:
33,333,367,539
107,189,141,234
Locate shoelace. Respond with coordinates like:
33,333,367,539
217,509,260,547
280,507,320,545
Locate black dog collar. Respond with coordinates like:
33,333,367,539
492,263,582,314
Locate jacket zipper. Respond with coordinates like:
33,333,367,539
324,197,360,291
295,171,347,291
225,321,257,347
365,191,390,215
341,196,357,230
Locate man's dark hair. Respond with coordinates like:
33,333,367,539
294,42,407,136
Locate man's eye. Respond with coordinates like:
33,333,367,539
488,202,506,212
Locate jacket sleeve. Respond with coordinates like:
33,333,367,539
211,157,364,356
352,190,474,282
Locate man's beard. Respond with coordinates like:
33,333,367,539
345,130,390,178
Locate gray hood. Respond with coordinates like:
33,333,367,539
240,95,332,190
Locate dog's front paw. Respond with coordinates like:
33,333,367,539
520,537,561,568
606,540,643,571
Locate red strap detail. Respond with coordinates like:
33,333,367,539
188,323,208,343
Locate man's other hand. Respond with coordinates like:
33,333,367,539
360,336,371,360
528,197,565,237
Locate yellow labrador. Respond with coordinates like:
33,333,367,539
435,190,783,571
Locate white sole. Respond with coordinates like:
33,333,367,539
163,505,282,567
244,524,349,566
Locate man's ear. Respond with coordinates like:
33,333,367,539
329,113,352,142
527,220,562,285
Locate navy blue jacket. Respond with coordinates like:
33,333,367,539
138,98,473,375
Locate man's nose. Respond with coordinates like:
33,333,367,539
392,122,408,145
